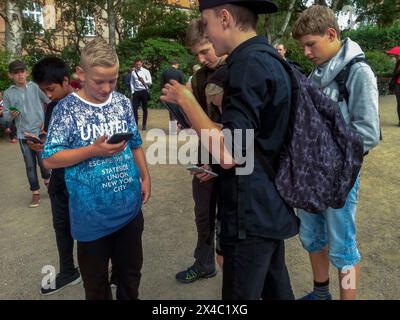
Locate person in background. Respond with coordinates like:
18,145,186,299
2,60,51,208
31,57,82,295
160,61,185,135
186,64,202,91
275,43,305,73
390,57,400,126
173,18,227,285
131,58,152,130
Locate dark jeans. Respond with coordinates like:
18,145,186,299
192,177,218,273
132,90,149,128
221,236,294,300
395,83,400,123
19,139,51,191
77,212,144,300
49,188,75,276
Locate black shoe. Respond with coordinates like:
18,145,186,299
142,125,147,130
175,266,217,284
40,268,81,295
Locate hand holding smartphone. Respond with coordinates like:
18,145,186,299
186,165,218,177
8,106,20,112
24,133,43,144
107,132,134,144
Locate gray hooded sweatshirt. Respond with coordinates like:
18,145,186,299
310,38,380,153
2,81,50,139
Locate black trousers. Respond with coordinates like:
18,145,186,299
77,213,144,300
132,90,149,128
395,83,400,123
49,188,75,276
221,236,294,300
192,177,218,273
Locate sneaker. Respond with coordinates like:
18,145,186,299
29,194,40,208
175,266,217,284
40,269,81,295
298,292,332,300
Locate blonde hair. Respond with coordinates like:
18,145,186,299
292,5,340,40
79,37,119,69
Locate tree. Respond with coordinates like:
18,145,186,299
0,0,23,57
107,0,116,48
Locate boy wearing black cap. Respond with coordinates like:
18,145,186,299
2,60,51,208
161,0,299,299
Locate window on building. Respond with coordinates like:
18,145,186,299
22,3,44,27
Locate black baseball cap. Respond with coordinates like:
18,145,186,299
199,0,278,14
9,60,27,73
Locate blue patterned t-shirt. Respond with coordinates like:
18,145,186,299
43,92,142,242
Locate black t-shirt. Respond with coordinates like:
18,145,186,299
44,100,67,194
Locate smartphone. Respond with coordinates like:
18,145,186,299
24,135,43,144
107,132,134,144
186,165,218,177
9,106,20,112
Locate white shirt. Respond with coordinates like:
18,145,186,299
130,67,152,93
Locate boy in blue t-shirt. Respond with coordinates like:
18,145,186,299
43,38,151,300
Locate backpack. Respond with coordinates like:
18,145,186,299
250,44,364,213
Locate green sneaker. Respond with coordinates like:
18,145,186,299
175,266,217,284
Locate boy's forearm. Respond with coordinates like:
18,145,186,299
178,95,235,169
43,145,94,169
132,147,150,181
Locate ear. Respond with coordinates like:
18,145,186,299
219,8,231,29
75,66,85,83
63,76,69,86
327,28,338,41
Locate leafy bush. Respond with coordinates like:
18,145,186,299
117,37,195,108
280,37,314,75
345,23,400,52
0,50,12,92
365,50,396,77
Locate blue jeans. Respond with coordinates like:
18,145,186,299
298,176,361,269
19,139,51,191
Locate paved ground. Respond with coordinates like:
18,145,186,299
0,95,399,300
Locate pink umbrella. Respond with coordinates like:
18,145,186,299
386,46,400,55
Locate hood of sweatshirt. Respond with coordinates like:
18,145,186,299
311,38,365,89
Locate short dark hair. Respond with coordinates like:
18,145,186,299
32,57,69,85
214,4,258,32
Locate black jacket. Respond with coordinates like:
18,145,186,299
219,36,299,243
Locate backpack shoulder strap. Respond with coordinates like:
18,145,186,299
334,57,369,104
240,43,295,179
